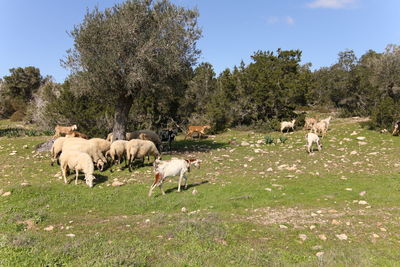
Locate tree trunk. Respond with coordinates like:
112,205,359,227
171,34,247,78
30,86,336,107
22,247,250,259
113,94,133,141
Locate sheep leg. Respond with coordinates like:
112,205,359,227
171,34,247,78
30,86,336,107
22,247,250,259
61,166,68,184
75,169,79,185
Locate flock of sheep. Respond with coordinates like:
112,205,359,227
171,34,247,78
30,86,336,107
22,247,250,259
51,125,201,196
50,118,332,195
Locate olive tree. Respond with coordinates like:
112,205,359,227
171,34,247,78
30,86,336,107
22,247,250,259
63,0,201,140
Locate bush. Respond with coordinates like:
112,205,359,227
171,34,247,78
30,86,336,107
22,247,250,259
368,97,399,130
264,136,275,144
9,110,26,121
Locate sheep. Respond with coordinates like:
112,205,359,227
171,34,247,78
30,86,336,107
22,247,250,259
106,140,128,165
126,139,161,171
88,138,110,155
59,150,96,187
184,125,211,140
53,124,77,138
106,131,161,150
60,138,107,171
306,132,322,154
280,119,296,133
50,137,86,166
65,131,88,139
304,118,317,130
148,158,202,197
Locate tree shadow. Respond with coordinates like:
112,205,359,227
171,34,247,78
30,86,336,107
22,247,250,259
166,139,228,154
163,180,209,195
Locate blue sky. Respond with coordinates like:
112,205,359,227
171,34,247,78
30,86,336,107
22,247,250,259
0,0,399,82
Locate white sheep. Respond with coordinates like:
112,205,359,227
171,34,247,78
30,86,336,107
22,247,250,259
149,158,202,197
280,119,296,133
106,140,128,165
59,150,96,187
51,137,85,166
306,132,322,154
88,138,110,155
62,139,107,171
126,139,161,171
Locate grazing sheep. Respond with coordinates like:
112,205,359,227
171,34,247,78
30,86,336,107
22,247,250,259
53,124,77,138
51,137,85,166
106,140,128,165
126,139,161,171
149,158,202,197
61,139,107,171
306,132,322,154
65,131,88,139
59,151,96,187
304,118,317,130
88,138,110,155
184,125,211,140
280,119,296,133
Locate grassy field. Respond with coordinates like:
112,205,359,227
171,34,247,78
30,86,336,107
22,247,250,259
1,116,400,266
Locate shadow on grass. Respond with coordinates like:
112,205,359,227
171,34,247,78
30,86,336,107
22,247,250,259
163,180,209,195
166,138,228,154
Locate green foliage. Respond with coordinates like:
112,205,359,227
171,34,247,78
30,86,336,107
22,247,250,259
368,97,399,130
264,136,275,144
278,136,288,144
0,128,52,138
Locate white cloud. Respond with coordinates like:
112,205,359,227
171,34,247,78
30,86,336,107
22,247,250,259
285,16,295,25
267,16,295,25
307,0,358,9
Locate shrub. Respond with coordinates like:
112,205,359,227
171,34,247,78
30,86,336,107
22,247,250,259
264,136,275,144
368,97,399,130
9,110,26,121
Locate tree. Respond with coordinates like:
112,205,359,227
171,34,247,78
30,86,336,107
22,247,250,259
1,66,43,120
64,0,201,140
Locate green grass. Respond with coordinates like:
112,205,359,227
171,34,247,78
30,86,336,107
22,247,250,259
1,116,400,265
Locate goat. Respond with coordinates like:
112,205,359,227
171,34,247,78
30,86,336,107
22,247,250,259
304,118,317,130
306,132,322,153
53,125,77,138
148,158,202,197
159,129,177,151
280,119,296,133
184,125,211,140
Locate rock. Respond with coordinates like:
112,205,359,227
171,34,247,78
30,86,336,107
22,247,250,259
350,131,358,136
356,136,366,140
331,219,341,225
44,225,54,231
345,188,352,191
267,167,273,172
358,141,367,145
358,200,368,205
336,234,348,240
192,189,198,195
264,188,272,192
380,228,387,232
372,233,379,238
316,252,324,258
310,225,316,230
2,191,11,197
20,182,30,187
298,234,307,241
359,191,366,196
318,234,327,241
181,207,187,213
112,181,125,187
241,141,250,146
350,151,357,155
66,233,75,237
312,245,323,250
279,224,288,229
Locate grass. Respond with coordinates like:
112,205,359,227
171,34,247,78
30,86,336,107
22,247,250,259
1,116,400,265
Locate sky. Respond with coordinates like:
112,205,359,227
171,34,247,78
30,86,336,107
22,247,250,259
0,0,399,82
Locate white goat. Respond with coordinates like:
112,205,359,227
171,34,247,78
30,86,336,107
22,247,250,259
280,119,296,133
306,132,322,154
148,158,202,197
